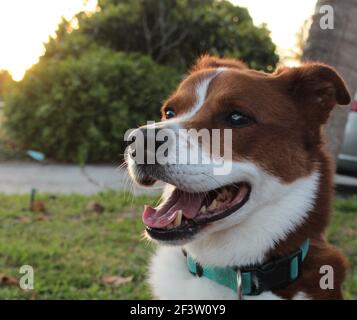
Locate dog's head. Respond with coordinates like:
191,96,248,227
126,55,350,250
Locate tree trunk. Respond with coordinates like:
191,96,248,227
302,0,357,162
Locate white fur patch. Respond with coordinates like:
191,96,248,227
293,292,311,300
181,68,225,120
149,246,237,300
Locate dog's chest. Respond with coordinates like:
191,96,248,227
148,246,286,300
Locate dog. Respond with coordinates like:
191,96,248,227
126,55,350,299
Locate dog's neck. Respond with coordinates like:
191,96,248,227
183,169,323,267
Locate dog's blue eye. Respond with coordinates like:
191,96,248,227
226,111,253,127
165,108,175,119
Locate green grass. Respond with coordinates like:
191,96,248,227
0,191,356,299
0,191,158,299
328,196,357,299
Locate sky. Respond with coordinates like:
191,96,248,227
231,0,317,59
0,0,97,80
0,0,317,81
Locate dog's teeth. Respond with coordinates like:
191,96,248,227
199,205,207,214
216,193,225,201
167,223,174,229
217,188,229,201
173,210,183,227
208,199,217,211
225,189,233,201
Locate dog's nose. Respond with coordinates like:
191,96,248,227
129,127,170,164
140,127,167,154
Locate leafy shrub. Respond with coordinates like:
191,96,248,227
4,48,180,163
45,0,279,72
0,70,13,99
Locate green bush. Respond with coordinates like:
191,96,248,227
4,48,180,163
45,0,278,72
0,70,14,99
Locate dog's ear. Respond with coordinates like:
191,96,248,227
190,54,247,73
275,62,351,124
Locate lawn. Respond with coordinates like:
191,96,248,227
0,191,356,299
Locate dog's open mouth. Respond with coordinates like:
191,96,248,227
143,182,251,242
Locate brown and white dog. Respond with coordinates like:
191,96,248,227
126,55,350,299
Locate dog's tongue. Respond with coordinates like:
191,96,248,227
143,189,204,228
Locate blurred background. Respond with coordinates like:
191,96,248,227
0,0,356,299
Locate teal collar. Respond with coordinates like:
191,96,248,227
185,239,309,296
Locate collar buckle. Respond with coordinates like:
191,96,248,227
242,248,303,295
236,269,243,300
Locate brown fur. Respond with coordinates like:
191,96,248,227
190,54,248,72
160,55,350,299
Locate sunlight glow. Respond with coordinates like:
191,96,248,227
231,0,317,65
0,0,97,81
